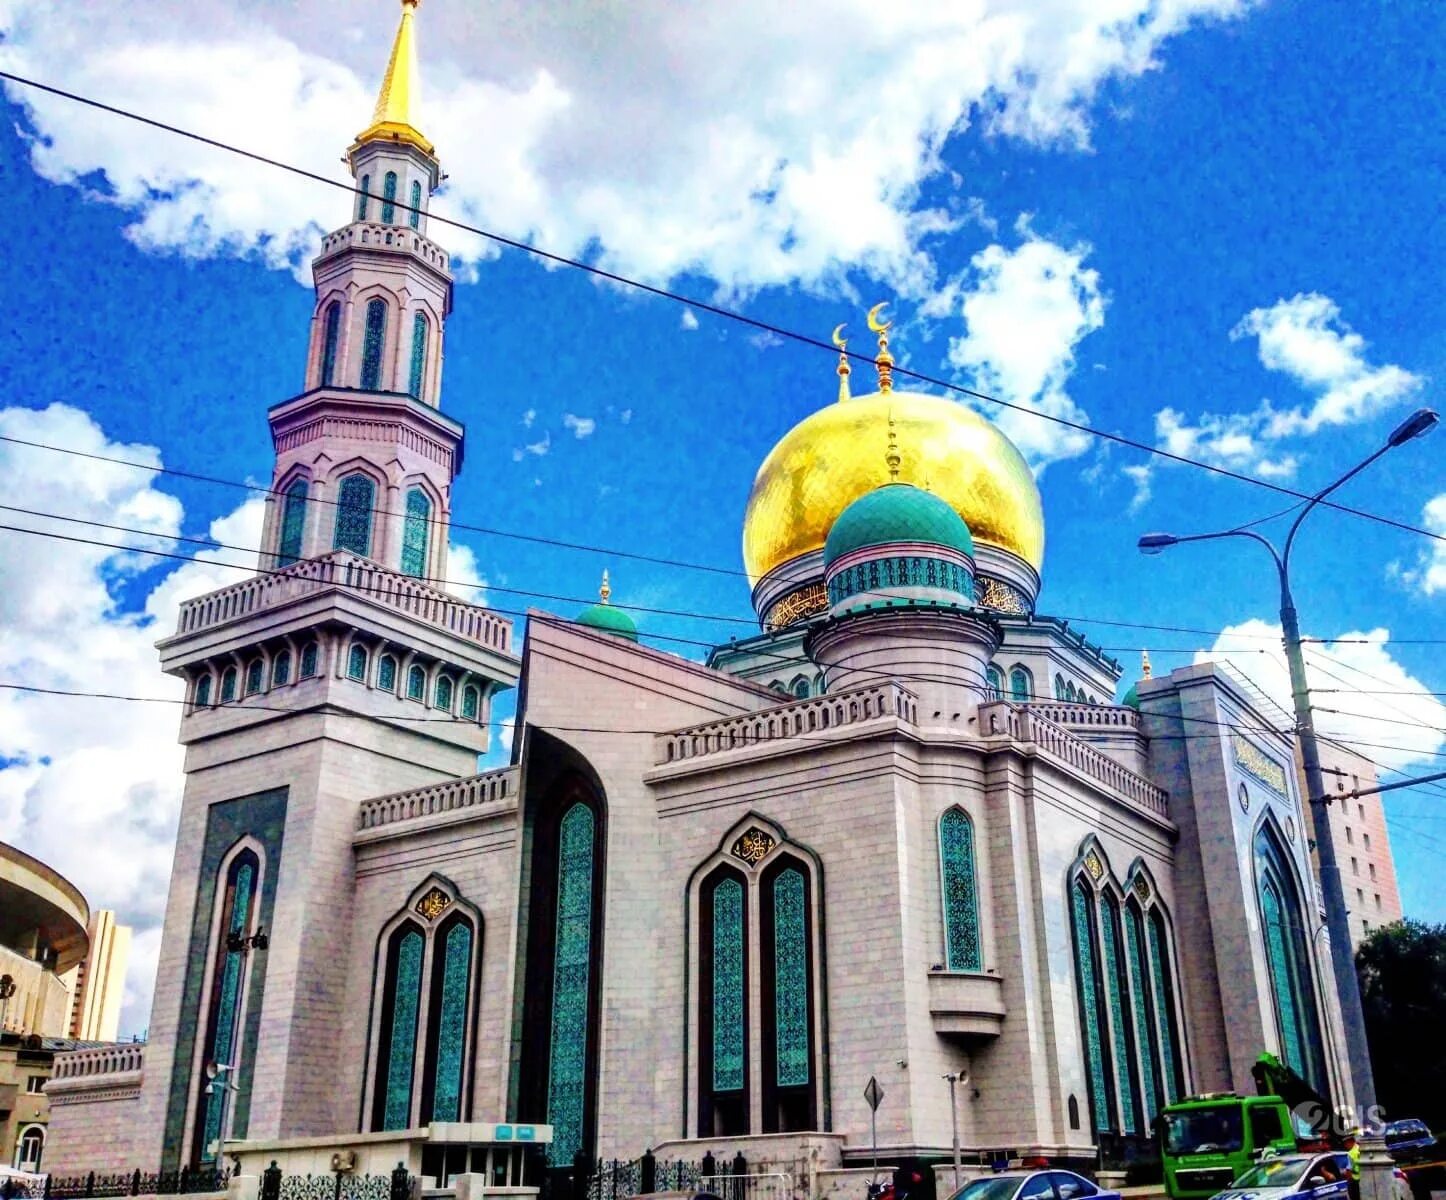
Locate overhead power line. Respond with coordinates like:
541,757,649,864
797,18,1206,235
0,68,1442,550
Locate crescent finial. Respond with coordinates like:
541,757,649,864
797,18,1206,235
831,323,848,349
866,302,892,333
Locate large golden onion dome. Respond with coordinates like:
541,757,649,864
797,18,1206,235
742,388,1044,586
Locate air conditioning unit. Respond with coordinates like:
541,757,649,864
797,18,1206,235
331,1151,357,1173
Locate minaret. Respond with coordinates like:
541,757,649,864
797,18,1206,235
137,3,519,1170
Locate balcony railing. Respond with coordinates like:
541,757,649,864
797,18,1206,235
318,221,450,271
978,700,1169,818
357,765,518,832
656,680,918,766
173,551,511,652
52,1042,146,1080
1026,701,1141,731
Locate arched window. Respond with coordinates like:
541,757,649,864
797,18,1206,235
1099,892,1140,1135
357,174,370,221
333,473,376,557
407,664,426,701
985,665,1004,701
320,302,341,388
194,674,212,708
1123,899,1162,1123
1067,681,1079,702
409,179,422,230
271,651,292,688
300,643,319,678
408,313,428,399
372,922,425,1130
16,1125,44,1172
938,808,981,972
1147,909,1185,1103
461,685,480,720
547,802,598,1165
244,660,263,696
360,299,388,390
699,868,748,1137
761,858,816,1133
1009,665,1032,703
195,849,261,1159
278,479,307,566
435,675,454,711
1254,823,1327,1092
220,666,238,703
401,487,431,578
382,170,398,224
347,644,368,681
1055,673,1068,700
378,655,398,692
1071,876,1113,1134
791,676,810,699
422,913,476,1123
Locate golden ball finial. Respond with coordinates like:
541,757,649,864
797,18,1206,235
599,568,611,605
867,302,894,394
1141,649,1152,680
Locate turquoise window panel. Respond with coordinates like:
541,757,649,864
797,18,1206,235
1147,910,1183,1103
547,803,595,1165
320,303,341,387
1261,881,1307,1075
1009,667,1031,702
461,686,480,720
300,644,318,678
711,877,745,1093
1100,896,1139,1135
401,488,430,578
201,860,255,1155
360,299,387,390
827,557,974,607
408,665,426,701
271,651,291,688
334,474,375,557
1124,905,1161,1122
347,644,368,681
195,675,212,707
408,314,428,399
378,656,397,692
430,922,473,1123
409,180,422,230
435,676,454,711
1071,880,1112,1133
382,171,398,224
1254,827,1326,1092
772,869,810,1088
278,480,307,566
357,174,370,220
382,930,424,1130
985,666,1004,700
220,668,237,703
939,808,982,972
244,661,263,696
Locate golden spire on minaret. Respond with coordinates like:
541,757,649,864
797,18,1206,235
1141,649,1153,679
352,0,436,157
867,302,894,394
885,410,901,481
831,324,851,403
599,569,612,605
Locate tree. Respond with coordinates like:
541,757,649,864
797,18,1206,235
1356,920,1446,1133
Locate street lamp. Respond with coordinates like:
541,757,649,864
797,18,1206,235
1135,406,1437,1123
942,1072,967,1189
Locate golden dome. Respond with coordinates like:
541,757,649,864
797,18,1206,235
742,389,1044,586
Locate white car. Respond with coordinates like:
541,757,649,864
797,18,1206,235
1209,1153,1351,1200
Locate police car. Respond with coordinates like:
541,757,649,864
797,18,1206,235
944,1169,1121,1200
1207,1153,1352,1200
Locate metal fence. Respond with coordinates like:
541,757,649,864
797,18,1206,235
17,1169,230,1199
585,1153,800,1200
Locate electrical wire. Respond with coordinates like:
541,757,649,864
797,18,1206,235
0,68,1443,551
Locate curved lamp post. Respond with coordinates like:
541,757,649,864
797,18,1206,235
1137,406,1438,1122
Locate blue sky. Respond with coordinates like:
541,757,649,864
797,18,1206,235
0,0,1443,1033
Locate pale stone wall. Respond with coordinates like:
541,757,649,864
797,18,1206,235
44,1045,146,1174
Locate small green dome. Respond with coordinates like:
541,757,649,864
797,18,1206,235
823,483,974,568
577,602,639,641
1121,684,1139,710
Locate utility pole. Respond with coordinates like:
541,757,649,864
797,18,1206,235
942,1073,964,1190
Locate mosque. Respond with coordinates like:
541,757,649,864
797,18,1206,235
45,1,1352,1189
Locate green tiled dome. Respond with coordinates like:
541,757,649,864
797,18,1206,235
577,602,639,641
823,483,974,568
1121,684,1139,710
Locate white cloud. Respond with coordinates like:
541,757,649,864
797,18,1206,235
0,0,1249,293
521,408,536,428
941,231,1104,467
443,540,488,605
513,431,550,461
1152,294,1420,477
1122,463,1153,512
1392,493,1446,597
563,413,596,439
1198,619,1446,773
680,308,699,331
0,403,267,1038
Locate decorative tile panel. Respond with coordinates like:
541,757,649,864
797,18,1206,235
414,887,451,921
711,878,745,1093
772,869,810,1088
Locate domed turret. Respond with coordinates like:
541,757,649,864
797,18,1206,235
576,570,639,642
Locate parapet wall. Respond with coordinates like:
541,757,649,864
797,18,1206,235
43,1042,146,1174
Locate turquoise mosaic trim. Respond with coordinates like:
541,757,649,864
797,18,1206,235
401,488,430,578
357,175,370,221
430,922,472,1122
547,803,595,1165
828,556,974,607
320,303,341,387
1071,880,1112,1133
1147,911,1182,1103
334,474,375,557
1100,897,1138,1134
409,180,422,230
1124,905,1160,1123
461,686,479,719
711,878,745,1093
382,930,424,1129
382,171,398,224
200,861,255,1155
939,809,981,972
360,299,387,390
279,481,307,566
772,869,809,1089
1261,881,1307,1076
408,314,428,399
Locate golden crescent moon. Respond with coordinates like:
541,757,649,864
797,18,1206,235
831,323,847,348
867,302,892,333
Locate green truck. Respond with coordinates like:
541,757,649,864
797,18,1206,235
1158,1054,1337,1199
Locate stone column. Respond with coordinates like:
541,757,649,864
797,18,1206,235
1356,1135,1396,1200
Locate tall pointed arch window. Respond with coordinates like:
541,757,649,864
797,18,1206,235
271,650,291,688
360,299,388,390
1009,665,1032,702
373,923,424,1130
1147,908,1185,1103
194,674,212,708
347,643,369,681
461,685,480,720
220,666,237,703
407,664,426,701
300,643,319,678
195,848,261,1159
1070,877,1113,1134
1099,893,1140,1135
278,479,307,567
1123,900,1161,1123
408,313,428,399
401,487,431,578
334,474,376,557
320,302,341,387
547,802,597,1166
409,180,422,230
382,171,398,224
357,174,370,221
422,913,476,1124
1254,824,1327,1092
761,857,817,1133
939,808,981,972
985,665,1004,701
698,868,748,1137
